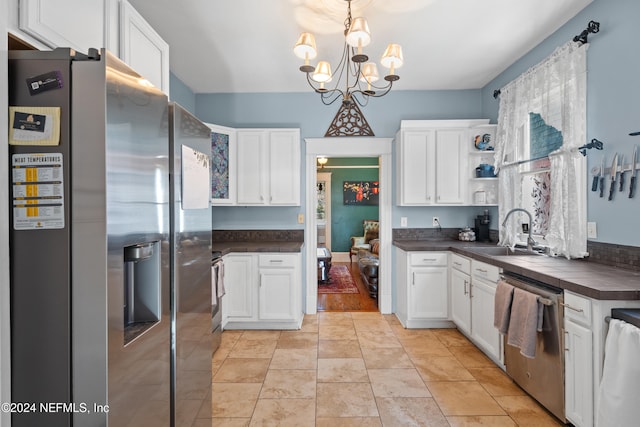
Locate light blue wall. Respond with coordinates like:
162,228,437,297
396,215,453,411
170,72,196,114
481,0,639,247
196,89,497,230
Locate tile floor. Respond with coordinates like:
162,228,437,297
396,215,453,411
211,312,565,426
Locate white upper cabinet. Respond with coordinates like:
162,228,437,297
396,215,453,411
18,0,104,54
396,120,487,206
119,0,169,94
236,129,300,206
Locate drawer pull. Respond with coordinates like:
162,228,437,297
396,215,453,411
423,258,437,262
269,259,284,263
453,261,462,267
475,268,488,273
560,303,584,313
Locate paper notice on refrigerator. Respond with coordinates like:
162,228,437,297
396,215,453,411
181,145,211,209
9,106,61,145
12,153,65,230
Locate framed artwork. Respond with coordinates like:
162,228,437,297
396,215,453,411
343,181,379,205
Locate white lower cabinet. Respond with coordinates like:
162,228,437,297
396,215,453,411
222,253,302,329
450,255,471,335
564,315,593,427
470,276,502,364
470,260,503,365
449,255,503,366
395,250,451,328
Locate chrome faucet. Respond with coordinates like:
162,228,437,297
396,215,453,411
502,208,536,251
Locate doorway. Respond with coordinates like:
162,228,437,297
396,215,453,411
305,137,393,315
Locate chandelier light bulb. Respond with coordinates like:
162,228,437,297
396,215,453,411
312,61,333,83
381,43,403,81
294,32,318,73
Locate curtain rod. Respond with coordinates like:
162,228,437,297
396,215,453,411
493,20,600,100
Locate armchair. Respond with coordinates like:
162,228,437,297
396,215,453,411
349,220,379,263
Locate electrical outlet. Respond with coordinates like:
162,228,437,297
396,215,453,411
297,213,304,224
432,217,440,227
401,217,408,227
587,222,597,238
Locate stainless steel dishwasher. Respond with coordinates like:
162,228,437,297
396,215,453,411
502,272,566,423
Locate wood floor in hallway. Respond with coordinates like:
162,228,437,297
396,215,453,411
316,261,379,312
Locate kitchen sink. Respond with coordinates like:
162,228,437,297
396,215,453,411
464,246,542,256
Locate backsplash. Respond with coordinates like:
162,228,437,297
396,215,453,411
587,241,640,271
392,228,500,243
212,229,304,242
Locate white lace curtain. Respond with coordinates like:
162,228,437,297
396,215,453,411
494,41,588,259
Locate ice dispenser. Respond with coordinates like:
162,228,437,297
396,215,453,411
123,242,161,345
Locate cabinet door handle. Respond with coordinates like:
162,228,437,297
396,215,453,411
463,280,468,295
412,272,415,285
563,330,570,352
560,303,584,313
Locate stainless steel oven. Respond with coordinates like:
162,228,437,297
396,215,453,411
502,272,566,423
212,252,224,354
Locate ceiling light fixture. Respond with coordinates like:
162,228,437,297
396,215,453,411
294,0,403,106
294,0,404,136
317,156,329,168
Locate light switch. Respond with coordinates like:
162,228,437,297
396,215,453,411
587,222,597,238
401,217,408,227
297,213,304,224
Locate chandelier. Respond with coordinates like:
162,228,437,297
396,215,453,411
293,0,404,108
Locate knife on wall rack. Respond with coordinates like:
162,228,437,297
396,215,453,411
608,153,618,201
630,145,638,198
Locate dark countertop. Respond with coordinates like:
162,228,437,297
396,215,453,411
393,239,640,300
213,241,304,256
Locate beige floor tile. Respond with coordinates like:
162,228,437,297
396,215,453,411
383,314,400,324
239,330,281,340
249,398,315,427
361,347,414,369
413,356,475,381
400,336,453,358
259,369,316,399
316,383,379,418
350,312,383,320
299,314,319,332
390,324,437,339
318,339,362,358
209,418,250,427
376,397,449,427
368,368,431,398
449,345,495,368
316,417,382,426
494,395,564,426
447,415,517,426
269,348,317,370
318,358,369,382
357,330,402,348
276,332,318,349
319,312,354,326
319,324,358,340
468,367,526,397
213,358,270,383
432,328,475,347
353,318,392,332
228,339,277,359
211,383,262,418
428,381,507,416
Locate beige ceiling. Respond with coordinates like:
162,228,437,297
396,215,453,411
128,0,592,94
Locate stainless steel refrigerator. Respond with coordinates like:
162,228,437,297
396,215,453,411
168,102,214,427
8,49,212,427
